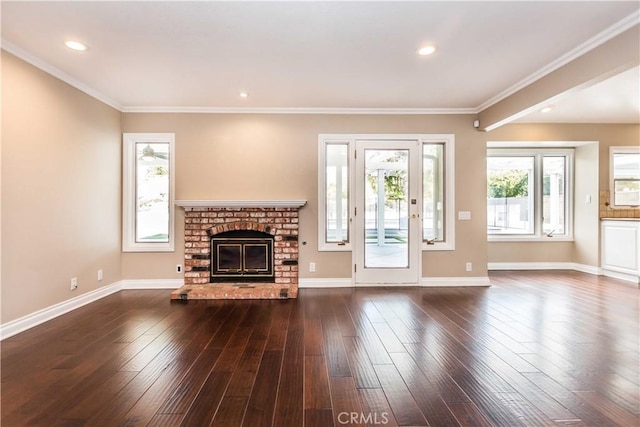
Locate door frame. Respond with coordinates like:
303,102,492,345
353,138,422,285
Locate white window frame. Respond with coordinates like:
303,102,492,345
318,134,455,252
609,146,640,208
318,137,354,251
123,133,175,252
487,148,574,242
422,135,455,251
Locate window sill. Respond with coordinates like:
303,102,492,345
488,236,573,243
318,243,352,252
123,243,175,252
422,242,455,251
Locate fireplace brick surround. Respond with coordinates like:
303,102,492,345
171,201,305,300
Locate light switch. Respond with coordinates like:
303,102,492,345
458,211,471,220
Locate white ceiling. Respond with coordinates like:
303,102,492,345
2,1,639,124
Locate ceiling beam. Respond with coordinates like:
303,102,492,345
477,24,640,132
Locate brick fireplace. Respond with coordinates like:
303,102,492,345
171,200,306,300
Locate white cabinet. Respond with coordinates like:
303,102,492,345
601,220,640,283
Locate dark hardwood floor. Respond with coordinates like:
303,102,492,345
1,271,638,426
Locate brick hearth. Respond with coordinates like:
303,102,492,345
172,201,305,300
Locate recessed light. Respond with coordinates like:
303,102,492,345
239,92,249,98
417,45,436,56
541,106,553,113
65,40,87,51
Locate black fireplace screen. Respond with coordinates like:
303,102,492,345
210,230,274,282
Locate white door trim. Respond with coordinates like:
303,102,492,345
353,139,422,285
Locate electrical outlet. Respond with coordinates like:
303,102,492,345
70,277,78,291
465,262,472,272
176,264,183,274
309,262,316,272
98,269,103,281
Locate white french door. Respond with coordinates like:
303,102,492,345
354,139,421,285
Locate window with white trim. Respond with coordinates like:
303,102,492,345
319,138,352,251
325,143,350,244
422,136,455,250
318,134,455,251
123,133,175,252
487,148,573,240
423,143,445,242
610,146,640,207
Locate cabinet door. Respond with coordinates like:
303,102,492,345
602,222,639,275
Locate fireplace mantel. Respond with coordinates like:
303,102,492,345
175,200,306,209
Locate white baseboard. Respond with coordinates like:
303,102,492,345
421,277,492,287
488,262,574,270
601,269,640,284
299,277,492,288
572,263,602,275
299,278,353,288
353,283,419,287
488,262,602,276
0,281,123,340
1,278,185,340
122,279,184,289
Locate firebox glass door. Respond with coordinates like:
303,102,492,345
354,140,421,284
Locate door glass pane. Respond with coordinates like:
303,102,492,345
364,149,409,268
218,245,242,271
325,144,349,242
135,142,170,242
245,244,268,271
487,156,534,234
543,156,566,235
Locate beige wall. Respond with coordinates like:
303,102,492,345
486,123,639,267
1,52,122,323
3,49,637,326
488,242,574,263
574,143,600,266
121,113,489,280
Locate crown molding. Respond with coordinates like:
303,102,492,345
4,10,637,117
2,42,475,115
476,10,640,112
1,39,123,111
121,106,478,115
